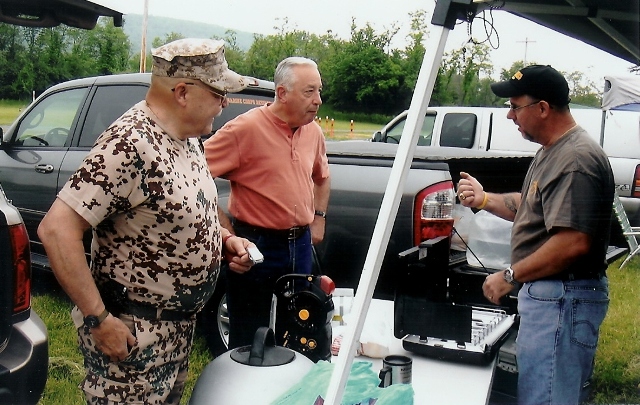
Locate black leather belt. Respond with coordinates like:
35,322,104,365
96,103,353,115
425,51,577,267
99,279,196,322
233,219,309,240
546,270,606,281
118,300,197,322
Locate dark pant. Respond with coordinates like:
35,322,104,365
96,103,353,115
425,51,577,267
227,222,313,349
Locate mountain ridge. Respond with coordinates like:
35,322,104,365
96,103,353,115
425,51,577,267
121,14,256,56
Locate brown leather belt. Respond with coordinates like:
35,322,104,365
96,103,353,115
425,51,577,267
233,219,309,240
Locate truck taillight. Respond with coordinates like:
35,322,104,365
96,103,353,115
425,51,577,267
632,165,640,198
10,223,31,313
414,181,455,245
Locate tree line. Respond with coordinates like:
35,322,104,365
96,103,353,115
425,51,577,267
0,12,602,118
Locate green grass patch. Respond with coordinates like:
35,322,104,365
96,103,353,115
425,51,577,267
589,257,640,403
0,99,29,126
317,117,381,141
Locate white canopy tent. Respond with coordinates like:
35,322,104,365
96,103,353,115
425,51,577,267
602,76,640,112
326,0,639,403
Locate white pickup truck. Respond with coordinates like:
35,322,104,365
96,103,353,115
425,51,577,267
372,100,640,227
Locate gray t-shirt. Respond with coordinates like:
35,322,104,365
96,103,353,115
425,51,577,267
511,126,614,275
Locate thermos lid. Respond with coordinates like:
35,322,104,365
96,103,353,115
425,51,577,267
230,327,296,366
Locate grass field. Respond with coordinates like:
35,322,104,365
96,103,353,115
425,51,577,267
31,256,640,404
0,100,30,126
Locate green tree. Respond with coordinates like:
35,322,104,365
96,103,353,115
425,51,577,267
322,21,405,114
565,70,601,107
216,30,247,74
436,43,493,106
244,19,337,80
151,31,184,48
394,10,428,109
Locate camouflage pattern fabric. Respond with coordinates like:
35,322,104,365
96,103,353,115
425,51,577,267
59,101,222,403
74,311,193,405
152,38,246,94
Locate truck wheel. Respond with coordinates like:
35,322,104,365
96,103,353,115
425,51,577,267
198,268,229,357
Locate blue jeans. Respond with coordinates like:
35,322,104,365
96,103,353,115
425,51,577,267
226,225,312,349
516,277,609,405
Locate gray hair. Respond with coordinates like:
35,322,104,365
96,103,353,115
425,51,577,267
274,57,318,91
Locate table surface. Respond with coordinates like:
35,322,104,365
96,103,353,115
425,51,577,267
332,298,497,405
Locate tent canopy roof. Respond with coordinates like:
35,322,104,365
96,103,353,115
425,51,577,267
602,75,640,110
466,0,639,66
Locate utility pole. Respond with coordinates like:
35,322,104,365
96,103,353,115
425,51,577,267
516,37,536,66
139,0,149,73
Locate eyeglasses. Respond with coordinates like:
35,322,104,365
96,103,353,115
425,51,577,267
172,82,227,101
509,100,540,112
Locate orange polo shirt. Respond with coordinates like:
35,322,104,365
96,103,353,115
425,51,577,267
204,105,329,230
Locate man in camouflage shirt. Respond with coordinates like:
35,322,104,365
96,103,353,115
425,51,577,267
38,38,255,404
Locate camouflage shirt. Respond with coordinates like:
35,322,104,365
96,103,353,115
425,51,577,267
59,101,221,312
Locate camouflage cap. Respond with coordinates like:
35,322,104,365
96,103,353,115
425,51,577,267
152,38,246,94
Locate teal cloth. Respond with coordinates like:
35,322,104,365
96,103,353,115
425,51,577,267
271,360,414,405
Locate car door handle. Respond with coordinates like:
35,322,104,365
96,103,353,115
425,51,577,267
35,164,54,174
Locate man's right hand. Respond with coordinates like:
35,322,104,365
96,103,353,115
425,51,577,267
91,315,137,362
457,171,485,208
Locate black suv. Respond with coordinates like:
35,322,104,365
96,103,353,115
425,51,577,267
0,72,275,354
0,184,48,404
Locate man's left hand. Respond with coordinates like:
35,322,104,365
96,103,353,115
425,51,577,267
310,217,325,245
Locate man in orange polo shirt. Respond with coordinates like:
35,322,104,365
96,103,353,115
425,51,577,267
204,56,331,348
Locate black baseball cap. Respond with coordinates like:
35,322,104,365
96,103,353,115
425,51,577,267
491,65,570,106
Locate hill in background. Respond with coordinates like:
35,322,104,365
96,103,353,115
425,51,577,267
121,14,256,56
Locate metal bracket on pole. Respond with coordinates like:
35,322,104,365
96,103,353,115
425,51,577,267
431,0,477,29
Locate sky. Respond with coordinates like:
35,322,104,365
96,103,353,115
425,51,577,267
96,0,636,88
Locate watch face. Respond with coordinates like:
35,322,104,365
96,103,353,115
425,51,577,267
84,315,100,328
504,269,515,284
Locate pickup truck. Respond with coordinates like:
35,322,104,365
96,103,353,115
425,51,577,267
0,72,532,357
372,106,640,228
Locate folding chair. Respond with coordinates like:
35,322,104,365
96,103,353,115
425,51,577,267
612,190,640,269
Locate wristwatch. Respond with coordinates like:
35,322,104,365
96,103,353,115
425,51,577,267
314,210,327,219
83,308,109,328
503,267,517,285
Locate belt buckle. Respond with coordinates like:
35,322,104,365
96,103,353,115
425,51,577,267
288,226,299,240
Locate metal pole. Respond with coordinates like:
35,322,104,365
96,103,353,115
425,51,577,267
139,0,148,73
323,23,451,405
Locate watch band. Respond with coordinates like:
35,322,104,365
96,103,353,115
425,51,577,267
84,308,110,328
504,266,517,285
314,210,326,219
96,308,109,323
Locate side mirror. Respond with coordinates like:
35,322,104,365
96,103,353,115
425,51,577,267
372,131,383,142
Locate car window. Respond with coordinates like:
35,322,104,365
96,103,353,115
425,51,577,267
79,84,149,147
439,113,477,148
203,92,273,140
385,114,436,145
14,87,88,147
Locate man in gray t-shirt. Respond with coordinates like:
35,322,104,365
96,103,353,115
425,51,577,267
457,65,614,405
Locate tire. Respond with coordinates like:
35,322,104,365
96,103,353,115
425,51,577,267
197,266,229,357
